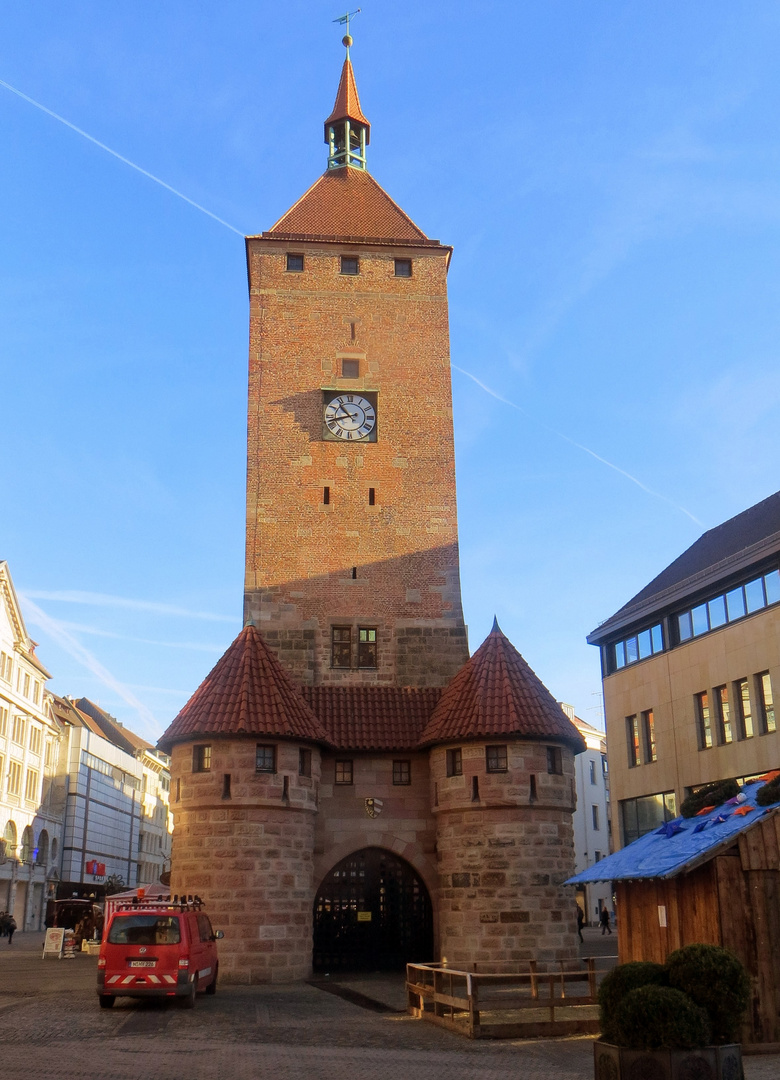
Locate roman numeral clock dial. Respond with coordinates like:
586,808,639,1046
323,394,377,441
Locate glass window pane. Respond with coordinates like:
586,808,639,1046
664,793,677,819
677,612,692,641
651,624,663,653
625,637,638,664
726,587,746,621
638,629,652,659
614,641,626,669
745,578,766,613
692,603,709,636
708,595,727,629
636,794,665,836
764,569,780,606
738,679,754,739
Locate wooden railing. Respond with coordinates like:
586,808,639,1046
406,958,600,1039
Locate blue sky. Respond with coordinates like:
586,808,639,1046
3,2,780,742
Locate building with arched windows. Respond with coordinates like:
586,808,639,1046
159,41,586,983
0,561,65,929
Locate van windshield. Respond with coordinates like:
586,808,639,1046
108,915,181,946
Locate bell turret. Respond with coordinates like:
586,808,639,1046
324,33,371,170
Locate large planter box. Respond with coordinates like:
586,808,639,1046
593,1040,743,1080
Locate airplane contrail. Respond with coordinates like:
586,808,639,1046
452,364,703,527
0,77,245,236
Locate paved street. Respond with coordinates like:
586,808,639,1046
0,931,777,1080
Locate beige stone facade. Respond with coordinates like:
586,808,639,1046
590,493,780,847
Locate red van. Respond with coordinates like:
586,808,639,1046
97,897,223,1008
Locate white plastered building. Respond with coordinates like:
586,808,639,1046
0,561,66,929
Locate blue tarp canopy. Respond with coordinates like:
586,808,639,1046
565,779,780,885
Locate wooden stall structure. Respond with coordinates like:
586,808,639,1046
567,781,780,1047
616,812,780,1046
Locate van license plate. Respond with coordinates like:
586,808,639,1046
130,960,156,968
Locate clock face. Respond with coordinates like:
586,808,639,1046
324,394,376,441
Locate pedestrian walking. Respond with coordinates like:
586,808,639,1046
599,907,612,935
7,915,17,944
576,905,584,943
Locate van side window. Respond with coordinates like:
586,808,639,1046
197,913,214,942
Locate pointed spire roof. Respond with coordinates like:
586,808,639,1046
158,625,332,752
324,57,370,143
418,622,586,751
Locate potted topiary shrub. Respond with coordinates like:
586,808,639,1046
594,944,748,1080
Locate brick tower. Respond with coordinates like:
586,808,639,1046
243,42,468,688
159,37,585,986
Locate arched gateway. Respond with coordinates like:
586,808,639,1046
313,848,433,972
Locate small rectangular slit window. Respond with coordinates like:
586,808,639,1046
299,749,312,777
323,486,330,505
286,253,304,272
222,774,231,800
546,746,562,774
446,748,462,777
529,774,537,802
368,487,375,506
340,256,359,275
472,775,480,801
394,258,412,277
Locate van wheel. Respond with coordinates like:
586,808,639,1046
205,964,218,996
182,981,196,1009
99,995,115,1009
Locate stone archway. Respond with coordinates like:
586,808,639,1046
312,846,434,973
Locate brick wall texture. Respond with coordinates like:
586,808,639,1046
243,238,468,687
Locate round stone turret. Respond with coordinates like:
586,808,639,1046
158,625,331,983
419,620,586,969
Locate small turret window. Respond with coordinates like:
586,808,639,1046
256,745,276,773
299,749,312,777
485,745,507,772
446,748,462,777
192,745,211,773
546,746,562,775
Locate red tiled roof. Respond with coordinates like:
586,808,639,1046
418,620,586,751
265,167,434,245
324,57,370,141
158,625,332,751
301,686,441,751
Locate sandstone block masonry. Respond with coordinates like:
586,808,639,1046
169,740,320,984
431,742,581,967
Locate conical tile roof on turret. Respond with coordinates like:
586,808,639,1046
418,619,586,751
324,57,370,141
157,625,332,752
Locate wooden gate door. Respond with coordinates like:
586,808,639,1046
313,847,433,972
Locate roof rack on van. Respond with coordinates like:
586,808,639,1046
112,892,205,913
